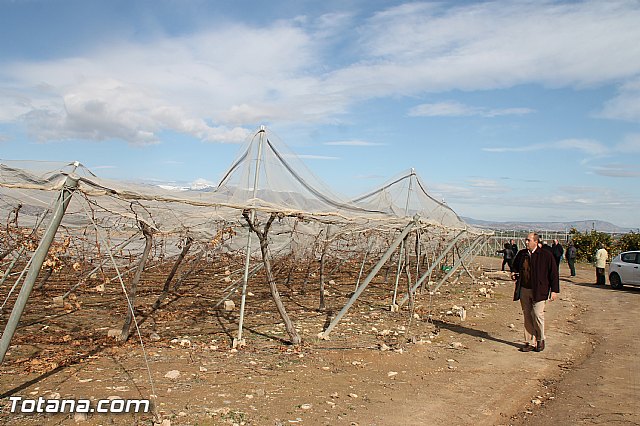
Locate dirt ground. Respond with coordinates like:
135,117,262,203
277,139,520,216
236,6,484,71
1,254,638,425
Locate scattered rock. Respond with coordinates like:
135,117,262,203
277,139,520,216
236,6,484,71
164,370,181,379
74,412,88,422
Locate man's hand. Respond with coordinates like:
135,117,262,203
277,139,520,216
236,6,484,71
549,292,558,301
510,272,518,281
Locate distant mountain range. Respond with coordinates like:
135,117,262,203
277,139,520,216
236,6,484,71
461,218,634,233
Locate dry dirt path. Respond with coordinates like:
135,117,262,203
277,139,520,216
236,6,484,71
361,257,640,426
511,271,640,425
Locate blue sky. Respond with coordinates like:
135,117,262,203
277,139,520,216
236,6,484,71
1,0,639,228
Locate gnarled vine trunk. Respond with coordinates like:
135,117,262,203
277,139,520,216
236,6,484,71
244,211,301,345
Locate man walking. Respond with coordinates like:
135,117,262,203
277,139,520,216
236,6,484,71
512,232,560,352
595,243,608,285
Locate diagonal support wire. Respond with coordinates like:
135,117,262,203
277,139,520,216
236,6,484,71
77,195,159,412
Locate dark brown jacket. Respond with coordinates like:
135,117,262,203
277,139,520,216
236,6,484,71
513,247,560,302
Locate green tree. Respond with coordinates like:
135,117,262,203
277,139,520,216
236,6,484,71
615,231,640,253
568,228,612,262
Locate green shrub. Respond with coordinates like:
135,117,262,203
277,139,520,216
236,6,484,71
615,231,640,252
568,228,612,262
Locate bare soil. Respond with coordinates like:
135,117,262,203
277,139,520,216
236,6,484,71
1,255,638,425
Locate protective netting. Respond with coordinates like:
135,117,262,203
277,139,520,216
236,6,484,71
0,126,491,349
352,169,467,229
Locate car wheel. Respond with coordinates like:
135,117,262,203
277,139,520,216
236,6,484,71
609,273,623,289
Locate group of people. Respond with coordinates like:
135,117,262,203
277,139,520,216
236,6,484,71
498,237,580,276
504,233,609,354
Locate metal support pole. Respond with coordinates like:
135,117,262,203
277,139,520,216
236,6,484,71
397,230,466,307
390,169,414,308
354,236,373,291
0,247,25,289
390,239,405,307
319,217,417,339
429,235,486,295
0,170,78,363
234,126,265,348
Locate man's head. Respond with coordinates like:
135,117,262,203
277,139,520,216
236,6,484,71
525,232,539,251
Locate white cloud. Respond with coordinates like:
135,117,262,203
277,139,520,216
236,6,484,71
2,1,640,145
408,101,533,117
2,23,323,144
344,1,640,94
555,139,608,156
297,154,340,160
592,164,640,178
598,77,640,122
450,182,640,227
483,139,608,156
324,140,384,146
354,174,386,179
616,133,640,152
467,178,509,193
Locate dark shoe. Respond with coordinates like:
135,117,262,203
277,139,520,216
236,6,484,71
519,343,535,352
535,340,545,352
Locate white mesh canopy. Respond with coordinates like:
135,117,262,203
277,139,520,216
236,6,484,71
352,169,473,231
0,127,482,247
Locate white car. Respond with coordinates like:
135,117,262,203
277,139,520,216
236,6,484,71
609,250,640,289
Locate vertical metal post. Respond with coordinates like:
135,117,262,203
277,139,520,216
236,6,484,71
235,126,265,348
397,230,465,307
354,236,373,291
0,168,78,363
429,235,486,295
319,217,417,339
391,170,414,307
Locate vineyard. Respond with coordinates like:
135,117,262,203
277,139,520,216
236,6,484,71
0,127,493,424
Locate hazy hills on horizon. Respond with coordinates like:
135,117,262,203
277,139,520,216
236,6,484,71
462,218,636,233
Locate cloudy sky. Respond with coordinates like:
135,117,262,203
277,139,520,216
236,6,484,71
1,0,639,228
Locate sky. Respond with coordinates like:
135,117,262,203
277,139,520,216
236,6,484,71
1,0,639,228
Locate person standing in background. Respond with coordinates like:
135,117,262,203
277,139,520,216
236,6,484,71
510,239,518,257
595,243,608,285
566,241,577,277
551,239,564,270
497,242,515,272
